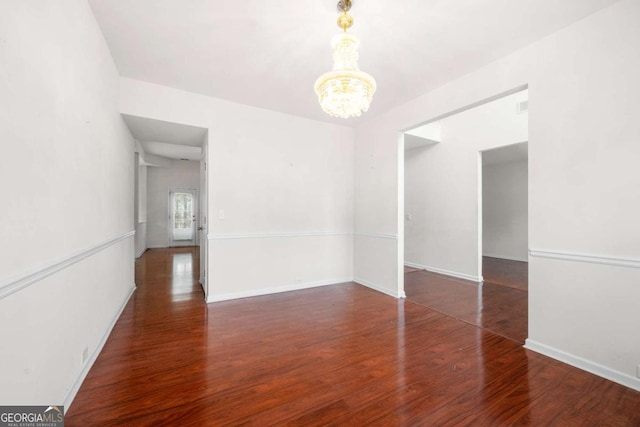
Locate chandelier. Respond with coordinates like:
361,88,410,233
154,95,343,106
314,0,376,119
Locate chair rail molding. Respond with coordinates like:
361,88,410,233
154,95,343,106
208,231,352,240
354,232,398,240
0,230,136,299
529,249,640,269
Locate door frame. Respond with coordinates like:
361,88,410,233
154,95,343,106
198,140,208,298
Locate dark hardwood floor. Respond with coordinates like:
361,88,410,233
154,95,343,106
483,256,528,291
65,248,640,425
405,257,528,343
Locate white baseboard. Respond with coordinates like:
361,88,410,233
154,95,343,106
63,285,136,412
483,253,528,263
354,277,405,299
136,247,147,258
404,262,424,271
524,339,640,392
206,278,351,303
404,261,480,282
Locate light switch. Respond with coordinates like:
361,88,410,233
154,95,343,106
218,209,225,220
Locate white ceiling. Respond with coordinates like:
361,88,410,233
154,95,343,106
483,142,528,166
122,114,206,160
122,114,207,146
141,141,202,161
91,0,619,127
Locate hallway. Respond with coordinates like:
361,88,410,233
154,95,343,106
65,249,640,425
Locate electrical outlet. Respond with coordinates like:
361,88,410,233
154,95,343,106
81,347,89,365
295,278,302,285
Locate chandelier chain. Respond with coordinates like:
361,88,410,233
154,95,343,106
337,0,352,13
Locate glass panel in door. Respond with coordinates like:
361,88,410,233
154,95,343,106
171,191,195,244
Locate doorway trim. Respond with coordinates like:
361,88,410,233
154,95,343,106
398,84,529,297
477,151,484,281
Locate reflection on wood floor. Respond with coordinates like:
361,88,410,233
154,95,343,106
65,248,640,425
483,256,528,291
405,257,528,343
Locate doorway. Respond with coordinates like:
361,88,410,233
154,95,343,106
481,142,528,291
169,188,197,247
402,88,529,343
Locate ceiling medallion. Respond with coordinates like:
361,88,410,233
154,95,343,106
314,0,377,119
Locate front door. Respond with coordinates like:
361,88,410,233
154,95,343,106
169,188,197,247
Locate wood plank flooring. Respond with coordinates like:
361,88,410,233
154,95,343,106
65,248,640,425
405,257,528,343
482,256,528,291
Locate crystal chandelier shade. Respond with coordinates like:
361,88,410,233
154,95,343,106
314,1,376,119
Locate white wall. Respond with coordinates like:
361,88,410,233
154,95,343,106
147,159,200,248
119,78,355,301
403,91,528,280
483,159,528,262
355,0,640,390
0,0,135,406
